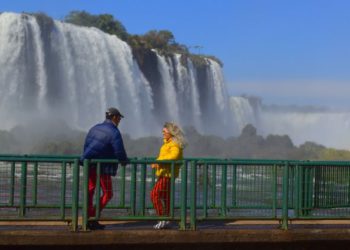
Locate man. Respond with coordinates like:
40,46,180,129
81,107,128,230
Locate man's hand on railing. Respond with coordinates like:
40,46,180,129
120,158,130,166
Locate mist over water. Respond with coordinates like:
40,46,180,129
259,110,350,150
230,96,350,150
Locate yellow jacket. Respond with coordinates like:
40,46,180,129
155,138,183,178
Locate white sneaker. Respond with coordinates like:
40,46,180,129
162,221,170,229
153,221,170,229
153,221,162,229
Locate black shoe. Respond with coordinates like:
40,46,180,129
87,221,105,230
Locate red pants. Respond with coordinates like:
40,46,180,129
151,177,171,216
88,168,113,217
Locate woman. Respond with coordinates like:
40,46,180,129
151,122,186,229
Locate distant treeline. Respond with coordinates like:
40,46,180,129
1,122,349,160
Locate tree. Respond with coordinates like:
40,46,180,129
95,14,128,41
64,11,96,26
64,11,128,41
143,30,174,49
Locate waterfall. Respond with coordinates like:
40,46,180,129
186,58,202,125
153,52,234,136
206,59,227,112
0,12,235,138
0,13,50,124
158,53,201,129
0,13,155,136
154,51,180,123
203,59,233,135
2,12,350,150
229,96,259,133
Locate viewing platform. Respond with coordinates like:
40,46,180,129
1,155,350,249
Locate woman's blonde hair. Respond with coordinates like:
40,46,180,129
164,122,187,149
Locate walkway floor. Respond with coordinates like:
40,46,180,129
1,220,350,249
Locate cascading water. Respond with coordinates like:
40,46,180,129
152,52,235,136
185,58,202,129
229,96,260,133
154,53,202,130
0,13,50,123
204,59,232,134
0,12,236,137
0,13,156,136
154,51,181,123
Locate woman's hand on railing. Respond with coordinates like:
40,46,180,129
151,163,159,169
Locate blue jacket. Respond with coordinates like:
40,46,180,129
81,119,128,176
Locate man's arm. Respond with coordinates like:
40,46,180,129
111,130,128,162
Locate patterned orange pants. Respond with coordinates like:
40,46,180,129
150,177,171,216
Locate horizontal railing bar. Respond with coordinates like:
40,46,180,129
196,217,278,221
0,218,72,221
292,216,350,219
96,216,177,221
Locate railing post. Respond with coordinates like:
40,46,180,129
307,167,315,212
232,164,237,208
211,164,217,208
32,162,38,206
281,162,289,230
348,165,350,205
170,162,175,218
190,160,197,230
221,164,227,217
179,160,187,230
139,163,147,216
60,161,67,220
95,163,101,219
203,163,208,218
130,163,137,215
314,166,321,208
71,159,80,232
300,165,306,216
302,166,313,216
295,164,301,218
9,162,15,206
82,159,89,231
19,161,27,217
272,164,277,218
119,164,126,207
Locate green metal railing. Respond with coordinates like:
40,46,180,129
1,155,350,231
0,155,80,231
80,158,189,230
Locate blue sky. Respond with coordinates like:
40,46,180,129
2,0,350,109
